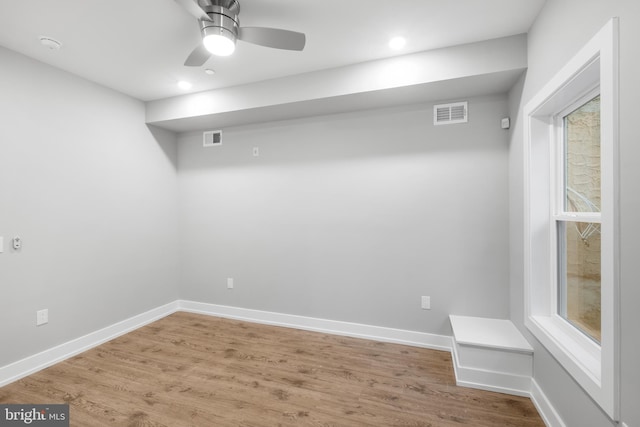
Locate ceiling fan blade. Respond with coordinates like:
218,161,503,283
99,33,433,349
238,27,306,51
174,0,210,21
184,44,211,66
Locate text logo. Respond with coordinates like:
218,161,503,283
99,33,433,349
0,405,69,426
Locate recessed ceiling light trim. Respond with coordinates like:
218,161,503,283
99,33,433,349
39,36,62,50
389,36,407,50
177,80,192,90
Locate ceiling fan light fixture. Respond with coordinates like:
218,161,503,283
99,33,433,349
203,32,236,56
177,0,306,66
199,10,239,57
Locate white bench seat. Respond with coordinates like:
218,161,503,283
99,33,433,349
449,315,534,396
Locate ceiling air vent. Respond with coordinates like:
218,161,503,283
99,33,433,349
203,130,222,147
433,102,468,125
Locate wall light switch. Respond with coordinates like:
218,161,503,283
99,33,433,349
421,296,431,310
0,236,3,253
252,147,259,157
227,278,234,289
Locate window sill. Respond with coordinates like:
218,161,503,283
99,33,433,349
526,314,601,391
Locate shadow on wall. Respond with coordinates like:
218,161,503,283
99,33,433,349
147,124,178,171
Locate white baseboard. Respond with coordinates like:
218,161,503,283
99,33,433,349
0,301,179,387
178,300,453,351
530,378,567,427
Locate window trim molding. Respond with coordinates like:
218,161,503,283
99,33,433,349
523,18,619,419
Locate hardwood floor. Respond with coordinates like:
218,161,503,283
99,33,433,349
0,312,545,426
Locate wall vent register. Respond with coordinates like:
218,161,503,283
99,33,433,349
434,102,468,125
203,130,222,147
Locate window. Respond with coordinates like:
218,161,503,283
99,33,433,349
523,19,619,419
555,91,601,343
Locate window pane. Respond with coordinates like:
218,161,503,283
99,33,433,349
564,95,601,212
557,221,601,343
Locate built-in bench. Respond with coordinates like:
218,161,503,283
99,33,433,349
449,315,534,396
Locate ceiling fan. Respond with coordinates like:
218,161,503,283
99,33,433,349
174,0,306,66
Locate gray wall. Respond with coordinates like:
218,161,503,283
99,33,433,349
177,95,510,335
0,47,180,366
508,1,640,426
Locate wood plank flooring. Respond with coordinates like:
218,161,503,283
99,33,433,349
0,312,545,426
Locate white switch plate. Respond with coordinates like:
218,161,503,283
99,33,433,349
0,236,3,253
227,278,234,289
36,309,48,326
421,296,431,310
252,147,259,157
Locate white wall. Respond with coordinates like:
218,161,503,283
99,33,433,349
0,47,180,366
177,95,510,335
508,1,640,426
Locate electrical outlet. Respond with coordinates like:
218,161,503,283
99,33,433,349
227,278,234,289
421,296,431,310
36,309,48,326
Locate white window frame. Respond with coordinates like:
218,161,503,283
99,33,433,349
523,19,619,419
553,86,601,338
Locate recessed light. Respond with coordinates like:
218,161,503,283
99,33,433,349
177,80,192,90
39,36,62,50
388,36,406,50
204,69,216,76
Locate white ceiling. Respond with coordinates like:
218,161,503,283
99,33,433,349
0,0,545,102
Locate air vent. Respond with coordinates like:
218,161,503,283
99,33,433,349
203,130,222,147
433,102,468,125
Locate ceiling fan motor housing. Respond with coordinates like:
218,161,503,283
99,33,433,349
199,1,240,41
